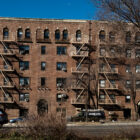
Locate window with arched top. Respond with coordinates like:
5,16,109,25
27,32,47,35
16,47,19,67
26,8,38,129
135,32,140,43
109,31,115,42
3,28,9,39
25,29,31,38
63,30,68,40
125,31,131,43
17,28,23,38
44,29,49,39
99,30,105,41
76,30,81,41
55,29,60,40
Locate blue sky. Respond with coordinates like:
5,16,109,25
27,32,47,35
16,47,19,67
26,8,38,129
0,0,96,20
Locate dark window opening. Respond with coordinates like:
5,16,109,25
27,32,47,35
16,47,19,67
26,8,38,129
41,77,46,86
57,46,66,55
57,62,67,71
19,77,30,86
41,62,46,70
99,30,105,41
55,29,60,40
19,45,29,55
44,29,49,39
41,46,46,54
76,30,81,41
3,28,9,39
56,78,66,88
125,95,131,103
63,30,68,40
123,109,131,119
25,29,31,38
19,61,29,70
17,28,23,38
19,93,29,102
20,109,28,117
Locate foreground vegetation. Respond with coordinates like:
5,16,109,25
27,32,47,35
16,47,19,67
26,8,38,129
0,114,140,140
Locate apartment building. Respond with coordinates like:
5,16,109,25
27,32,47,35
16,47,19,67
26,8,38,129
0,17,139,120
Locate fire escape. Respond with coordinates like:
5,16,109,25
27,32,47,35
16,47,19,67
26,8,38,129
98,47,123,109
71,42,89,108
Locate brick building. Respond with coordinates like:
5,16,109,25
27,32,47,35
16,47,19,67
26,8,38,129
0,17,139,120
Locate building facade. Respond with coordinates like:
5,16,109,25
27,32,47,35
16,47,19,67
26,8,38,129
0,17,139,120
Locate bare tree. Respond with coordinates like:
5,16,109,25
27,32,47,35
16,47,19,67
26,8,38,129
91,0,140,29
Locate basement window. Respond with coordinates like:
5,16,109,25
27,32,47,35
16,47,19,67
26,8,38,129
19,61,29,70
125,95,131,103
57,62,67,71
19,93,29,102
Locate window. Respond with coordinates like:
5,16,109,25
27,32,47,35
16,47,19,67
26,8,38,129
55,29,60,40
41,62,46,70
63,30,68,40
135,32,140,43
76,30,81,41
41,46,46,54
57,62,67,71
110,64,116,72
44,29,49,39
136,80,140,89
56,107,66,117
56,93,67,102
19,61,29,70
99,80,105,88
110,80,116,88
25,29,31,38
125,95,131,103
17,28,23,38
41,77,46,86
100,48,105,56
125,31,131,43
3,28,9,39
19,93,29,102
99,30,105,41
19,77,30,86
19,45,29,54
109,32,115,42
109,94,115,103
57,46,66,55
136,65,140,73
100,64,105,72
99,94,105,99
126,49,131,58
126,80,131,88
136,50,140,58
56,78,66,88
110,48,115,54
126,65,131,73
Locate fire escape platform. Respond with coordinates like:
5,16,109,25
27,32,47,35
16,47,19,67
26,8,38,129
71,67,89,74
